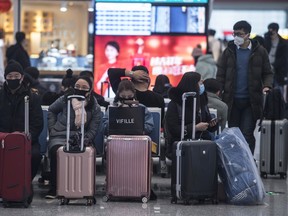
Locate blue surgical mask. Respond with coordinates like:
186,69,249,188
199,84,205,95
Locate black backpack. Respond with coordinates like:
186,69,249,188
263,88,285,120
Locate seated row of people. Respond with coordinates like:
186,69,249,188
0,61,224,201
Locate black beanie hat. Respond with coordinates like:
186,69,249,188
75,76,93,91
4,60,24,78
24,67,40,80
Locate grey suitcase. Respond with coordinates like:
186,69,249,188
260,119,288,178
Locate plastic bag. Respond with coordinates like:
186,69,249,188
215,127,266,205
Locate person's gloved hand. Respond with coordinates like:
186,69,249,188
84,137,91,147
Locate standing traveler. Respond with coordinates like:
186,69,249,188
264,22,288,99
6,32,31,69
216,20,273,154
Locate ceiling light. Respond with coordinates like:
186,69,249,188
60,1,67,12
88,0,94,12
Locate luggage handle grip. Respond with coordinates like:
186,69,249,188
181,92,197,141
66,95,86,152
24,96,29,137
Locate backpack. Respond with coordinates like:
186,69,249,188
263,88,285,120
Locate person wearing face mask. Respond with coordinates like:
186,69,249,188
264,23,288,97
103,79,154,136
0,60,43,181
45,75,102,199
216,20,273,155
164,72,218,160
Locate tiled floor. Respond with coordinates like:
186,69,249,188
0,172,287,216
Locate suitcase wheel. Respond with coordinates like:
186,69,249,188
102,195,109,202
280,173,287,179
3,201,9,208
260,172,267,179
59,197,69,205
86,198,94,206
141,197,148,203
23,200,29,208
171,197,177,204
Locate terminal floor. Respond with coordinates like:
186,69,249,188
0,172,287,216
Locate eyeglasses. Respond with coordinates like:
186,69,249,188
6,74,22,80
232,32,246,37
74,84,90,91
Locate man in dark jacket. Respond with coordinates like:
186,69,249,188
264,22,288,97
6,32,31,69
0,60,43,180
217,20,273,154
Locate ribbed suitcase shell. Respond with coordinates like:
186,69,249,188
57,146,95,199
260,119,288,178
175,140,218,202
105,135,151,202
1,132,32,205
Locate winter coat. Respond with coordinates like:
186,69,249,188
103,103,154,135
164,88,217,159
48,95,102,151
264,35,288,85
0,82,43,145
195,54,217,80
6,43,31,69
216,40,273,120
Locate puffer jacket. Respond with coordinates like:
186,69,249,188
0,82,43,145
216,40,273,120
48,95,102,151
195,54,217,80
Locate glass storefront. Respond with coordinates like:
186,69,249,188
0,0,93,79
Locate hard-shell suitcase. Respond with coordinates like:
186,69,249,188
104,135,151,203
0,96,33,208
260,119,288,179
171,92,218,204
57,95,96,205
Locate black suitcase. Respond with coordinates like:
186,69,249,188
171,92,218,204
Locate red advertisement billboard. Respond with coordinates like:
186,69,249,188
94,35,207,96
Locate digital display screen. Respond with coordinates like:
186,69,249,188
93,35,207,96
94,0,208,96
96,0,208,3
95,3,206,35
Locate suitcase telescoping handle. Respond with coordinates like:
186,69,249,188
66,95,85,152
24,96,29,136
180,92,197,141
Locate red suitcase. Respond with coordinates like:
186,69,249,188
103,135,151,203
0,96,33,208
57,95,96,206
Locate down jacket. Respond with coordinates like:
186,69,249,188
48,95,102,151
216,40,273,120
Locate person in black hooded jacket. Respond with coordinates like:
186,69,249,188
6,32,31,69
0,60,43,180
164,71,218,159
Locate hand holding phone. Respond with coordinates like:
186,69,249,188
209,118,218,127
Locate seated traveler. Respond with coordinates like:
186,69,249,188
165,72,218,159
103,79,158,200
45,75,102,199
0,60,43,181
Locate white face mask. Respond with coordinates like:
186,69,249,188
234,36,245,46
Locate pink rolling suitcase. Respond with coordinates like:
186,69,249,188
57,95,96,205
103,135,151,203
0,96,33,208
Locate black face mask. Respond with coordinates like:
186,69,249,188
74,89,89,98
6,79,21,90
